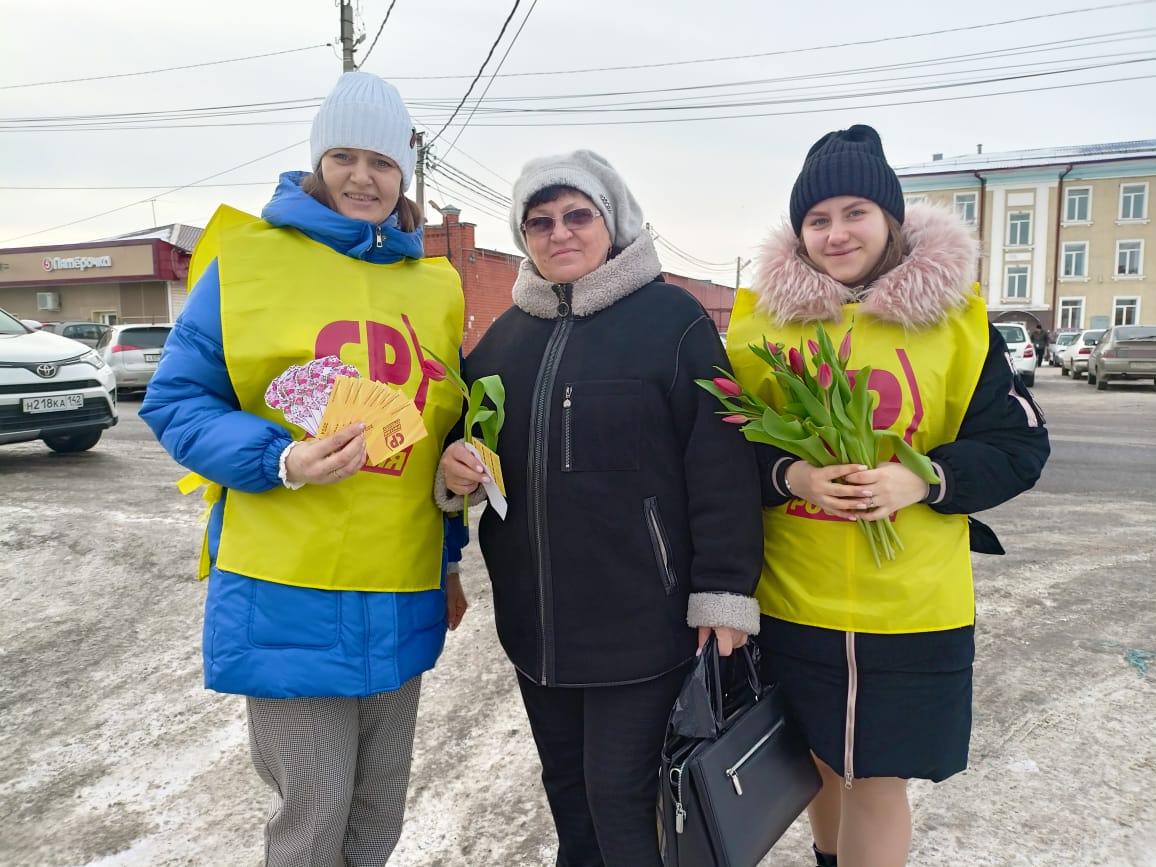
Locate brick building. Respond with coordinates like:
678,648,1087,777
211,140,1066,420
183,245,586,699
424,206,736,352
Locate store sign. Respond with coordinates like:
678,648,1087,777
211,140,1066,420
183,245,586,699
42,255,113,272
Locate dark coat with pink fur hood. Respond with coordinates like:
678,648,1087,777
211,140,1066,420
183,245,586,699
750,204,1049,545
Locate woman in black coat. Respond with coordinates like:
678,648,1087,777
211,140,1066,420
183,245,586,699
438,149,763,867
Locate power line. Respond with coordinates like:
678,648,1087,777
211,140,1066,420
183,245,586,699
0,182,273,190
442,0,540,158
417,69,1156,128
427,0,522,146
0,140,306,244
0,45,329,91
651,233,734,270
386,0,1156,80
7,32,1151,131
358,0,399,69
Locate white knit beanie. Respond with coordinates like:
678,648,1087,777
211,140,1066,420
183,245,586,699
510,149,644,255
310,72,417,191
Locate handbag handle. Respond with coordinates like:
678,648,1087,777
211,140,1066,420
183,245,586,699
700,635,765,729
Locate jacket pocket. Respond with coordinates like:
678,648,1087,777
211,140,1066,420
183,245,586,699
644,496,679,595
560,379,642,472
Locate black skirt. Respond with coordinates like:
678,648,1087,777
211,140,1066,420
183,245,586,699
757,615,975,782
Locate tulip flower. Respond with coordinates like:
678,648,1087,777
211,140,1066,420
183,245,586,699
712,376,743,397
421,358,447,381
817,362,833,390
788,346,806,376
421,345,506,525
697,320,940,568
838,331,853,365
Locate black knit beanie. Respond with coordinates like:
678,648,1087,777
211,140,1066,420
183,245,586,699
789,124,905,235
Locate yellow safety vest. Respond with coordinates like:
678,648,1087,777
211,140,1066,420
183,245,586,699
190,205,464,592
727,289,988,633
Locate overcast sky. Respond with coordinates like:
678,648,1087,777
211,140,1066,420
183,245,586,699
2,0,1153,283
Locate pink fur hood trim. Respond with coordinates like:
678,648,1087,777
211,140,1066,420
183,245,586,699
749,203,978,329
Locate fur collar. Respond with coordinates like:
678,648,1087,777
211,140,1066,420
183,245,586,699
512,231,663,319
749,203,978,329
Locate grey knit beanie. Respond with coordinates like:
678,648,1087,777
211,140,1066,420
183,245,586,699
310,72,417,191
789,124,905,235
509,149,643,255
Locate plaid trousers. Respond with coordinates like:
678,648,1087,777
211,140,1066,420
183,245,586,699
246,675,422,867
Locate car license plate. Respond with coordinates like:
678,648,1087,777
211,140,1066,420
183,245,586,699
144,352,161,363
22,393,84,413
1132,362,1156,371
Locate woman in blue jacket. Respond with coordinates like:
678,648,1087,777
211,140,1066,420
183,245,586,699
141,72,467,867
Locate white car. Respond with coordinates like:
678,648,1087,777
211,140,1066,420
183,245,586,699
994,323,1036,387
0,307,118,452
1060,329,1106,380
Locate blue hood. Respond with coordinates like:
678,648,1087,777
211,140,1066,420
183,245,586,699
261,171,424,264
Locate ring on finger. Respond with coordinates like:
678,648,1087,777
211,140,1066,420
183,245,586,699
867,496,876,509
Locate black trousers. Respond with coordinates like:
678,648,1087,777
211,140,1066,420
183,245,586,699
516,664,688,867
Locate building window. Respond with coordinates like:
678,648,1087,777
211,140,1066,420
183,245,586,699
1059,297,1083,329
1007,212,1032,246
954,192,977,225
1119,183,1148,221
1064,187,1091,223
1114,297,1139,326
1061,242,1088,278
1005,265,1029,299
1116,240,1143,276
904,194,928,207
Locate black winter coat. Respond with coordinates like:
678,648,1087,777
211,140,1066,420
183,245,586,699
465,238,763,687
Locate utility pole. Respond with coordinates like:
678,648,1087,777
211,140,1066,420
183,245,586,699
735,256,751,290
339,0,356,72
414,132,427,226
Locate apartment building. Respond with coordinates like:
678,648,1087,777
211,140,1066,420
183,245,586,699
896,140,1156,332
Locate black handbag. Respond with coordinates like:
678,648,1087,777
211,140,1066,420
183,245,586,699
659,637,821,867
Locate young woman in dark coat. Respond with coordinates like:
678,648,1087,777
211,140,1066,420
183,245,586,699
726,125,1050,867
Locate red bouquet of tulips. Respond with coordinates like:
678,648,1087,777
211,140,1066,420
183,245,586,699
697,323,939,567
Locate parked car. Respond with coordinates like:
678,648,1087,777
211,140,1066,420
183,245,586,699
39,321,112,348
994,322,1036,386
1087,324,1156,390
0,307,118,452
1047,331,1078,366
19,318,44,330
1060,329,1105,379
95,323,174,395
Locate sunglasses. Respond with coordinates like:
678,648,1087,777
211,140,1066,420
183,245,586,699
521,207,603,238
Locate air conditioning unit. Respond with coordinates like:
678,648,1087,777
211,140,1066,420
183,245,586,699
36,291,61,312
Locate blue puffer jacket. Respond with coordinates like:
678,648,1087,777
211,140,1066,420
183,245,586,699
141,172,467,699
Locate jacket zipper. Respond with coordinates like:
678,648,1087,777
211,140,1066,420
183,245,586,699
844,630,858,789
561,384,573,471
644,497,678,594
527,284,573,685
725,716,785,795
375,225,383,248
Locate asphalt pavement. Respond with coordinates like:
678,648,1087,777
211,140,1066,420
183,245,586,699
0,363,1153,867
